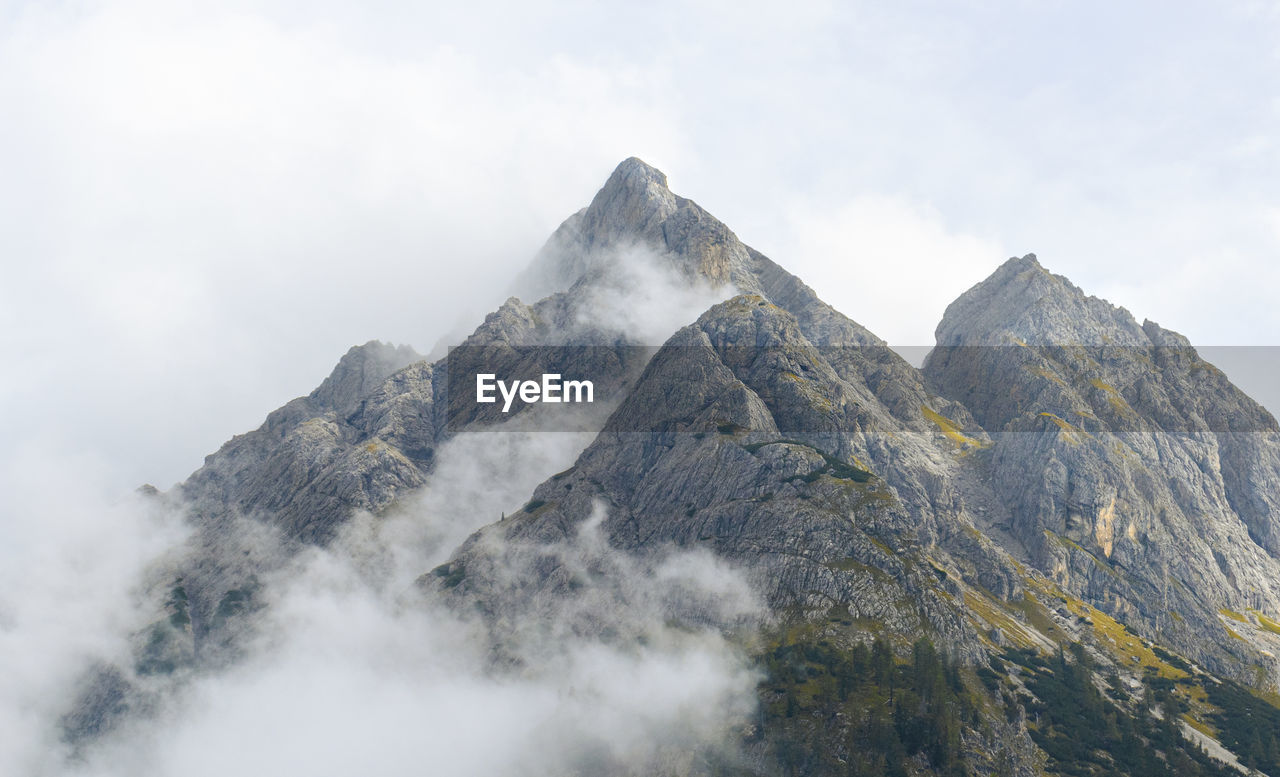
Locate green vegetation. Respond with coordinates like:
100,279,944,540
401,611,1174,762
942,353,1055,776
741,439,874,484
1217,608,1247,624
741,438,801,455
759,634,975,776
964,590,1040,649
921,406,987,449
1010,591,1061,639
166,582,190,629
1034,579,1186,680
1038,412,1092,444
1026,364,1067,386
1203,678,1280,775
814,450,872,483
213,585,256,624
793,450,872,484
432,561,466,589
1004,644,1234,777
1253,611,1280,636
1148,645,1192,674
1089,378,1134,415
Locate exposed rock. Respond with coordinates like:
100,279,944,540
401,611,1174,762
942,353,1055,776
309,340,422,416
439,294,1026,665
925,253,1280,683
67,160,1280,777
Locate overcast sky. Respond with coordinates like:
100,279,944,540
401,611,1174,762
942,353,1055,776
2,0,1278,489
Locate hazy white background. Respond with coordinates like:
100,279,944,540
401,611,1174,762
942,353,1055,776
2,0,1278,489
2,4,1279,774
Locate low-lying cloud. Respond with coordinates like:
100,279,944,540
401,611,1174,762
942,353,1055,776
566,244,737,346
66,496,764,777
2,237,765,775
0,452,189,776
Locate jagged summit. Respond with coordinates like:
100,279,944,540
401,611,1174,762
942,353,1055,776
515,155,736,297
926,249,1280,689
309,340,422,416
511,156,883,347
66,158,1280,777
991,252,1043,275
601,155,671,198
578,156,679,253
935,253,1148,346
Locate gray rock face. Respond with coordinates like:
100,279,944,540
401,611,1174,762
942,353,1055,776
934,255,1150,348
151,157,886,672
439,294,1025,660
924,253,1280,681
182,339,428,542
429,293,1069,776
180,158,881,557
518,157,883,347
309,341,422,416
72,160,1280,775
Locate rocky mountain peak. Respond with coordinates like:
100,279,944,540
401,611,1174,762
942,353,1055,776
1141,317,1193,347
601,156,671,199
578,156,679,250
515,156,765,302
994,251,1043,274
69,158,1280,777
510,157,884,351
308,340,422,415
935,253,1148,346
925,252,1280,692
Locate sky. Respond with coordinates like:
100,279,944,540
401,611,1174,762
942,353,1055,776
1,4,1279,773
2,0,1279,489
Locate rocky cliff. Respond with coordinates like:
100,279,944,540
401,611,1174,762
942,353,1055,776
68,159,1280,777
924,255,1280,682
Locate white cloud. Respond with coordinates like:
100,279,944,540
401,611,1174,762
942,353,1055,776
3,0,1279,487
3,2,1280,769
568,244,739,345
0,0,690,487
0,450,188,776
69,500,762,777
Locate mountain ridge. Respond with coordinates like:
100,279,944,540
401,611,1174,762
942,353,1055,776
68,157,1280,777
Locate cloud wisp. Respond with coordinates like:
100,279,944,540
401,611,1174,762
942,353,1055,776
68,496,765,777
0,453,189,776
0,229,763,776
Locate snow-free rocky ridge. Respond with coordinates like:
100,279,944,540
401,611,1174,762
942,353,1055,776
68,158,1280,777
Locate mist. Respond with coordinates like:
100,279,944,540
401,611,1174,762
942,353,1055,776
0,453,189,775
568,244,738,347
0,203,760,775
7,0,1276,488
0,401,768,776
62,494,764,777
5,2,1279,774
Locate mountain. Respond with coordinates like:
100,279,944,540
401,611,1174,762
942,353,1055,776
924,256,1280,678
164,158,885,659
68,159,1280,777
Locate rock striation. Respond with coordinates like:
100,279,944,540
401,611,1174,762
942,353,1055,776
925,255,1280,680
69,159,1280,777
